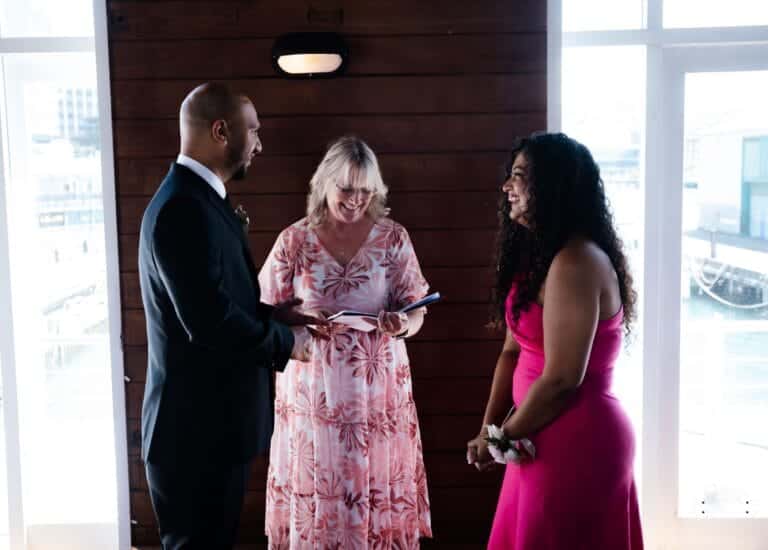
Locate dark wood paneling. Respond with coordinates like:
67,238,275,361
424,452,504,489
123,346,147,382
419,415,486,452
116,152,508,196
118,229,498,273
122,303,500,348
114,113,544,158
130,486,498,545
127,427,499,547
117,191,500,234
126,419,141,457
127,413,487,457
108,1,546,41
111,34,546,80
125,374,492,422
129,452,502,493
129,449,497,493
109,1,545,546
112,75,544,119
120,265,494,310
120,271,141,309
123,338,501,384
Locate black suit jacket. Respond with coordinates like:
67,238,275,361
138,163,294,467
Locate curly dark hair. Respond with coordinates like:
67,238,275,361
491,132,637,336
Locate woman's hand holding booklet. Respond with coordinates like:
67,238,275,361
324,292,441,332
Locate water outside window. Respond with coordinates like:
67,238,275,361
678,71,768,518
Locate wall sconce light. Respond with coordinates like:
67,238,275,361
272,32,348,78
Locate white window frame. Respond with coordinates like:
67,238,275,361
0,1,129,549
548,1,768,548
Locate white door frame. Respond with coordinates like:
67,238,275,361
0,0,129,546
548,0,768,541
93,0,131,547
0,56,27,550
644,42,768,550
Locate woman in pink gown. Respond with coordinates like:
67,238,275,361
467,133,643,549
260,136,432,548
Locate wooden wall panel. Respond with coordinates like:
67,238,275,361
108,1,545,546
118,229,500,274
117,152,509,196
120,266,495,312
112,75,545,119
114,113,543,157
117,192,500,234
121,303,500,348
111,34,546,80
108,1,545,40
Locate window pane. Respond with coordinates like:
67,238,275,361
679,71,768,518
562,46,646,482
0,0,94,37
664,0,768,28
2,52,118,538
563,0,645,31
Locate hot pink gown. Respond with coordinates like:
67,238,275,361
487,288,643,549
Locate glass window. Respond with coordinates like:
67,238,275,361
0,0,94,37
563,0,645,31
1,52,118,532
561,45,647,482
664,0,768,28
679,70,768,518
742,137,768,239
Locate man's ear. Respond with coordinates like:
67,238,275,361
211,120,228,144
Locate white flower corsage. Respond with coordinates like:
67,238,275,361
485,424,536,464
234,204,250,237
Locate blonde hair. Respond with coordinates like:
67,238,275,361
306,136,389,227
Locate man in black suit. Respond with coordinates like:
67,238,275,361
138,82,317,549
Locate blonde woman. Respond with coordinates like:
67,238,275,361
259,136,432,548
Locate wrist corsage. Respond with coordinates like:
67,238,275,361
485,424,536,464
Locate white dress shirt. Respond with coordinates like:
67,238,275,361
176,154,227,199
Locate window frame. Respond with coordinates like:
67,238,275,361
0,1,128,549
548,0,768,547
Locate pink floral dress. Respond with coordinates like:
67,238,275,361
258,217,432,549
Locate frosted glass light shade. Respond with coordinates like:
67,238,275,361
272,33,348,78
276,53,343,75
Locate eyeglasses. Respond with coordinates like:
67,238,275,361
335,183,374,199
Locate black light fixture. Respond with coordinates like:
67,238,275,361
272,32,348,78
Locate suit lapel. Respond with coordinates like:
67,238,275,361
172,163,245,242
171,163,261,285
203,192,261,283
204,187,248,244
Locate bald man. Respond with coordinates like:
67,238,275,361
138,83,317,549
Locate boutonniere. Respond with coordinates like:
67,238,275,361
234,204,249,236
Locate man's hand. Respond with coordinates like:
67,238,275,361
289,327,312,362
273,298,327,327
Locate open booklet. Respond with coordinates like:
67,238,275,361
326,292,441,332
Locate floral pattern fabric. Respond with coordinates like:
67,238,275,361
259,217,432,549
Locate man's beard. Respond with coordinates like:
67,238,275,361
231,162,248,181
227,142,249,181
